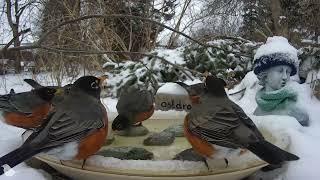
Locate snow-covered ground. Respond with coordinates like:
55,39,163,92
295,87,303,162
230,71,320,180
0,71,320,179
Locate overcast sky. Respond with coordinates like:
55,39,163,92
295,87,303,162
0,0,42,45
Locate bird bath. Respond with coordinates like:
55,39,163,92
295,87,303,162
36,112,290,180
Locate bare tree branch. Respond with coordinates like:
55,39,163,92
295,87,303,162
2,28,31,50
1,13,253,59
167,0,192,48
1,12,251,54
5,0,14,30
16,0,36,17
37,14,209,48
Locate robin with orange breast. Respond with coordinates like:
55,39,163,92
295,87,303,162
23,79,73,107
179,75,299,169
174,82,204,105
0,86,57,129
0,78,73,129
112,84,155,131
0,75,108,175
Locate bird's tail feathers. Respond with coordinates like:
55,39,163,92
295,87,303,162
248,140,299,165
24,79,43,89
0,146,41,175
112,114,130,131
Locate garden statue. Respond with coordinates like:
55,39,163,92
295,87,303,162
253,36,309,126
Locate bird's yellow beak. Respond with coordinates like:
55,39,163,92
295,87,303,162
202,71,210,83
54,88,64,96
98,75,108,87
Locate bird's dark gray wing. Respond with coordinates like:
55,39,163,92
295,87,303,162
24,94,105,149
0,91,45,114
231,101,264,139
117,89,154,113
189,106,242,148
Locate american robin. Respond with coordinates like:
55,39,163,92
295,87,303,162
181,75,299,169
174,82,204,105
23,79,73,106
0,86,57,129
112,85,155,131
0,75,108,175
24,79,58,89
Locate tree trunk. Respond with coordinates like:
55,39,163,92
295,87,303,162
167,0,192,49
270,0,287,37
6,0,22,72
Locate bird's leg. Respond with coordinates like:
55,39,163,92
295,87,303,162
224,158,229,168
60,160,65,166
81,159,87,169
203,158,210,171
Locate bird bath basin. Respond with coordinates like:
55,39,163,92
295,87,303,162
36,112,291,180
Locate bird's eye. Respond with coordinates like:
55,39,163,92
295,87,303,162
91,82,99,89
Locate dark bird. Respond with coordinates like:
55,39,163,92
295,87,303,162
0,75,108,175
174,82,205,105
23,79,72,105
180,75,299,168
112,85,155,131
0,86,57,129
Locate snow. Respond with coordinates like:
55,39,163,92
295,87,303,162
0,121,50,180
230,71,320,180
228,71,261,113
86,156,207,174
306,70,320,83
183,79,203,85
156,82,188,95
154,47,186,65
254,36,298,64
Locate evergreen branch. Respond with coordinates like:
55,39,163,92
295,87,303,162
39,46,198,80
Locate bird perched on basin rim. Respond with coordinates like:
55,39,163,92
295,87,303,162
180,75,299,168
0,75,108,175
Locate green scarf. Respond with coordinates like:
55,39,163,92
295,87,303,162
256,86,297,112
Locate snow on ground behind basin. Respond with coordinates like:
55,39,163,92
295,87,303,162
283,82,320,179
230,72,320,179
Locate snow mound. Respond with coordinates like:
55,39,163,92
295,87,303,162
254,36,298,62
156,82,188,95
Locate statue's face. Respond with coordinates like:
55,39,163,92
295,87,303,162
265,65,292,91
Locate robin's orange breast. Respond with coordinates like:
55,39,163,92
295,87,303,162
75,105,108,160
134,105,155,123
190,95,201,105
184,115,215,158
4,103,51,129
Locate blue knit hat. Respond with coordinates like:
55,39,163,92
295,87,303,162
253,36,299,76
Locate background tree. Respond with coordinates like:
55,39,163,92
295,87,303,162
240,0,320,44
1,0,38,72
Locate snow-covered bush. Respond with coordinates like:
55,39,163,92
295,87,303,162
183,38,260,88
103,48,197,97
103,38,320,97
